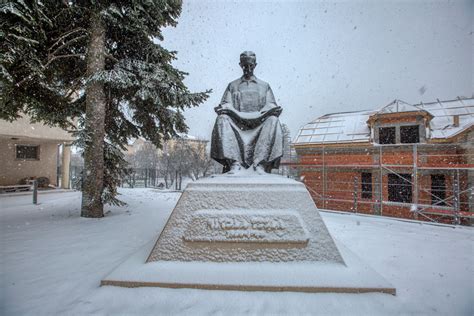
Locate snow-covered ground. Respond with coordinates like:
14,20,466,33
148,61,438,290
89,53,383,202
1,189,472,315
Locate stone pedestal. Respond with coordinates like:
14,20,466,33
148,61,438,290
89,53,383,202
147,174,343,264
102,174,395,295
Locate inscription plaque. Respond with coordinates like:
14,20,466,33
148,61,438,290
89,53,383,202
183,210,309,244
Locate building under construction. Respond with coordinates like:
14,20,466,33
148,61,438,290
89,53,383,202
292,97,473,225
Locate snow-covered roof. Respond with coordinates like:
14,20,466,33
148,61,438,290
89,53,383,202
294,110,374,144
176,132,197,140
374,99,428,115
294,97,474,145
420,98,474,139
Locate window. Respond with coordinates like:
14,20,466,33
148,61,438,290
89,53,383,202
431,174,446,206
361,172,372,199
400,125,420,143
388,174,412,203
16,145,39,160
379,127,396,144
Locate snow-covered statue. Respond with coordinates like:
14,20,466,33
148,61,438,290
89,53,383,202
211,51,284,174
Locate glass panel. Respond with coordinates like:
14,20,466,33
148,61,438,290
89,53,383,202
431,174,446,206
400,125,420,143
361,172,372,199
388,174,412,203
16,145,39,159
379,127,396,144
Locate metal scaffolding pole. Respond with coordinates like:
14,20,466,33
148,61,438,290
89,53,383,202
379,146,383,215
413,144,418,206
353,176,358,213
453,169,460,225
323,147,326,209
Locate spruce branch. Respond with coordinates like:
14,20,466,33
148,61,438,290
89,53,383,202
49,34,88,57
106,53,118,63
49,27,88,52
44,53,84,68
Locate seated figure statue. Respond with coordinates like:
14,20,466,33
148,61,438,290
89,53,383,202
211,51,283,174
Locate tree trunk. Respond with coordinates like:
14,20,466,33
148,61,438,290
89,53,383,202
81,12,106,218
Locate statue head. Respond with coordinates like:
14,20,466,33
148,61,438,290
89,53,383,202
239,51,257,79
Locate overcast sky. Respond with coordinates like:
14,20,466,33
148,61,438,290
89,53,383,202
161,0,473,140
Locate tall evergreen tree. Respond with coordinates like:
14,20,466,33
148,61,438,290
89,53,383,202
1,1,210,217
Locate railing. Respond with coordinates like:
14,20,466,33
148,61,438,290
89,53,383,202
69,166,180,190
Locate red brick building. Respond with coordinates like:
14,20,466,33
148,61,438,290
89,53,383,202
292,98,473,224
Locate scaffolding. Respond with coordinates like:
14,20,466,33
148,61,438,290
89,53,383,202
286,142,474,225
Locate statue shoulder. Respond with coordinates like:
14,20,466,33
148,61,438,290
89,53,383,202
227,78,241,90
255,77,270,88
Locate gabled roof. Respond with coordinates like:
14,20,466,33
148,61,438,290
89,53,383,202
294,97,474,145
367,99,434,124
376,99,422,114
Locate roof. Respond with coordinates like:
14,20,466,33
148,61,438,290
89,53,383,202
294,97,474,145
0,115,75,142
374,99,426,114
176,133,197,140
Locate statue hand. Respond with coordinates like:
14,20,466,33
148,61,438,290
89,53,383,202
216,108,233,115
272,106,283,117
215,106,226,114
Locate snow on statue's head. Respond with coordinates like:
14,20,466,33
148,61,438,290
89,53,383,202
240,51,256,64
239,51,257,78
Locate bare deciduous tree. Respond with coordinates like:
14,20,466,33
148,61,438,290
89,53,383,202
126,141,159,169
124,137,216,189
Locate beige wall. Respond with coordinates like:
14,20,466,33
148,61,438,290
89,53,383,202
0,138,59,186
0,116,74,141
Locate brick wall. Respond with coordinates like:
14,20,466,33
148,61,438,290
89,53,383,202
295,143,472,224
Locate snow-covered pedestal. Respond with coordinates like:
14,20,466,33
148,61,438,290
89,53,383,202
102,173,395,294
147,173,343,263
